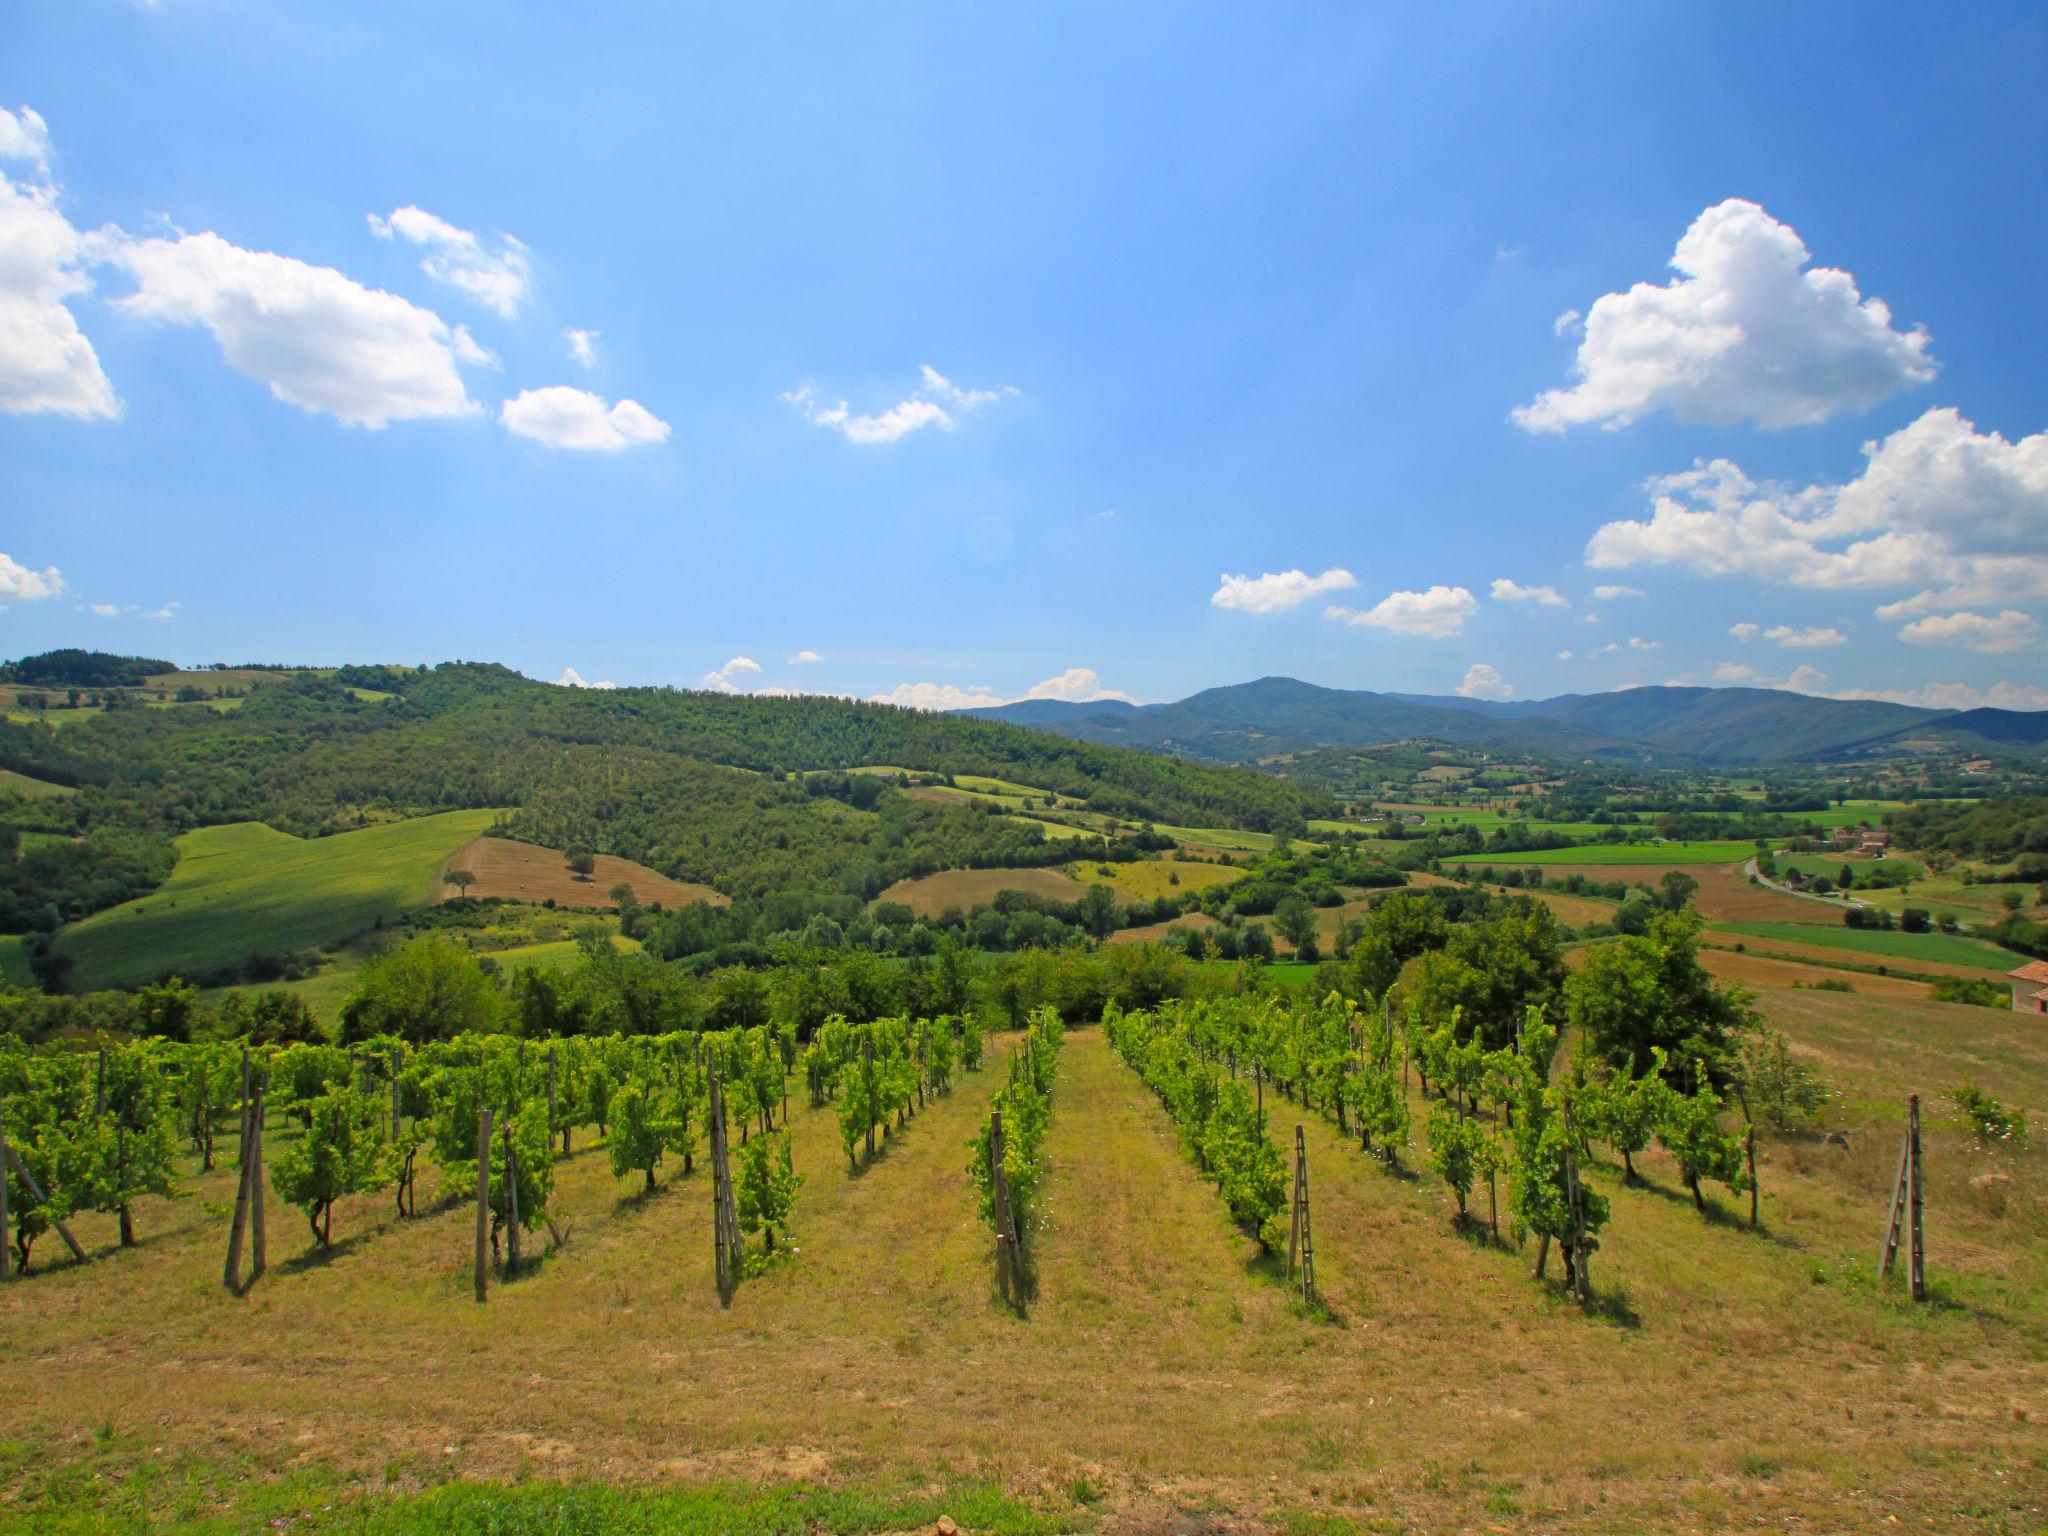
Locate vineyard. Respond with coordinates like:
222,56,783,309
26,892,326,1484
0,989,2042,1532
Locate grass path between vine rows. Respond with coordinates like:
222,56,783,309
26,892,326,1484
1,1007,2043,1534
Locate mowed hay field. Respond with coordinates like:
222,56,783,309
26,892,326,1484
2,996,2043,1534
55,810,498,989
876,865,1091,916
0,767,74,798
441,836,725,909
1067,856,1246,903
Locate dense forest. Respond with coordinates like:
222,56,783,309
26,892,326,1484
1888,796,2048,864
0,659,1329,934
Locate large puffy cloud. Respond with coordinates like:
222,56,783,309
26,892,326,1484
1489,577,1567,606
1023,667,1138,704
112,230,483,427
1211,567,1356,613
1587,407,2048,618
550,666,615,689
1523,198,1933,436
501,385,668,450
783,365,1014,445
1516,199,1935,432
1896,610,2037,654
0,550,65,601
1455,663,1513,701
368,205,533,319
0,107,118,419
1326,585,1477,638
1817,677,2048,711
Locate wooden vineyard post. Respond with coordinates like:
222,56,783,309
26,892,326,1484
1745,1126,1759,1229
707,1065,741,1304
473,1107,493,1303
248,1086,267,1280
1565,1128,1589,1304
989,1107,1020,1304
1288,1124,1315,1306
5,1142,85,1263
0,1114,11,1281
862,1034,878,1161
1878,1093,1929,1301
223,1051,252,1290
1907,1095,1925,1302
547,1048,560,1151
503,1111,522,1274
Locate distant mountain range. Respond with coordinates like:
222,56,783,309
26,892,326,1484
959,677,2048,766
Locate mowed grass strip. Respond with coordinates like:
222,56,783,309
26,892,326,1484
1444,839,1760,866
1715,919,2021,973
0,766,75,797
58,809,499,988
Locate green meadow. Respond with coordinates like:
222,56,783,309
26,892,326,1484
1716,919,2021,973
1444,839,1760,866
0,767,75,797
56,809,499,990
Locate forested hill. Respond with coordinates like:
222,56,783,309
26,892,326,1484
962,676,2048,765
0,660,1328,935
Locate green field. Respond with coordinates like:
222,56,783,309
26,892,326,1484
0,767,75,797
1445,839,1761,866
1153,823,1318,853
3,705,103,728
1716,920,2021,973
56,809,499,990
0,934,30,986
1774,853,1924,881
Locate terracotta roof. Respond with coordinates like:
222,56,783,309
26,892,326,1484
2009,961,2048,983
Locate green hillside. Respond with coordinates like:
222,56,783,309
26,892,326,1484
57,809,497,990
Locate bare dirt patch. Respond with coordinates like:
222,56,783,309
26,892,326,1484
876,865,1090,916
443,836,726,909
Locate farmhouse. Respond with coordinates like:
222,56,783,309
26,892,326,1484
2008,960,2048,1014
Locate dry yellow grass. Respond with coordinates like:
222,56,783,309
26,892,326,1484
874,866,1090,916
1065,857,1245,904
2,994,2042,1532
442,835,725,909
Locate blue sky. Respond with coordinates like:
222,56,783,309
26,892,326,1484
4,2,2045,711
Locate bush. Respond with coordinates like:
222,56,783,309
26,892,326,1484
1932,976,2007,1009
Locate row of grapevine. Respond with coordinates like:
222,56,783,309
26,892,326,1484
1105,992,1754,1301
967,1005,1064,1299
801,1014,980,1170
0,1014,986,1288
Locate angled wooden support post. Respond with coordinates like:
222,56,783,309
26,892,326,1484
249,1086,267,1280
4,1143,84,1263
474,1107,493,1303
0,1115,12,1281
1907,1094,1925,1303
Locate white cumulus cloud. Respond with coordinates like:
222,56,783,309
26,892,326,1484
1024,667,1138,704
0,108,118,419
551,667,615,689
564,328,599,369
0,552,65,600
1516,198,1934,432
501,386,668,451
1211,568,1357,613
1326,585,1478,639
1896,609,2037,654
1762,624,1847,648
869,681,1009,711
1586,408,2048,617
1490,577,1567,606
1456,663,1514,701
783,365,1014,445
1590,585,1644,601
113,230,481,427
1823,679,2048,710
701,656,763,693
368,205,533,319
789,649,823,665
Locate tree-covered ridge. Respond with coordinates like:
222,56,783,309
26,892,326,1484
0,660,1329,939
0,648,179,689
1887,796,2048,863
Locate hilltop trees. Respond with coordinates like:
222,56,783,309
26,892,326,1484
339,936,503,1044
1564,908,1754,1082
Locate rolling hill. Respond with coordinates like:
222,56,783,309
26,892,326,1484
961,676,2048,765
